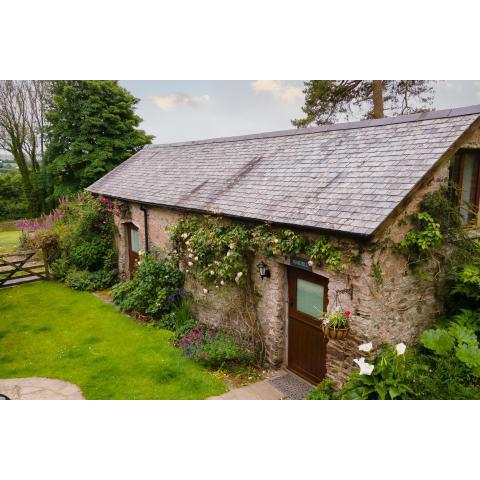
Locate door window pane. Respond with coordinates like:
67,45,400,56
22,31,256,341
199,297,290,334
130,227,140,252
296,278,324,317
460,153,476,224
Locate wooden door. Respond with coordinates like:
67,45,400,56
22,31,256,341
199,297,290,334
126,223,140,276
287,267,328,384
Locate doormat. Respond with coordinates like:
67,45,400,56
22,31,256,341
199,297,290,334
269,373,312,400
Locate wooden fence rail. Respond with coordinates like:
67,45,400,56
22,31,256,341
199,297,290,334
0,250,48,288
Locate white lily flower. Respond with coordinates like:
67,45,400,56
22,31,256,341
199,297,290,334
395,342,407,355
358,342,373,352
354,357,374,376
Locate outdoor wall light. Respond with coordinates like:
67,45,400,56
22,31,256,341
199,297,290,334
256,261,271,280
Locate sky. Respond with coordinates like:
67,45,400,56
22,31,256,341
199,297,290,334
119,80,480,144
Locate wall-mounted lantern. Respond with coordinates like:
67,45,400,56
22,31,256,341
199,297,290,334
256,261,271,280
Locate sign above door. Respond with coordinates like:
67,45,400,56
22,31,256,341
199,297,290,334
290,256,312,272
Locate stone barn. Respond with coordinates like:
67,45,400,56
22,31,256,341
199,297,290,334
88,105,480,384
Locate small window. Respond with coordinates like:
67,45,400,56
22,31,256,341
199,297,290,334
130,226,140,252
452,150,480,226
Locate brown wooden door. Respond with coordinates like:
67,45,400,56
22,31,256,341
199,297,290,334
126,223,140,276
287,267,328,384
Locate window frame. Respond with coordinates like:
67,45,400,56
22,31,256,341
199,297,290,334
454,149,480,226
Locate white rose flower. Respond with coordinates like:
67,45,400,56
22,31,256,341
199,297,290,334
307,260,314,267
181,233,188,239
236,271,243,278
188,261,193,266
354,357,374,376
194,256,198,261
185,240,190,245
395,342,407,355
203,288,208,294
210,270,215,275
358,342,373,352
188,253,194,258
215,285,219,288
226,251,232,257
273,238,279,244
220,280,225,286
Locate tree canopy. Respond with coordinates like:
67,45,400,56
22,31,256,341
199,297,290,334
292,80,435,127
44,81,153,200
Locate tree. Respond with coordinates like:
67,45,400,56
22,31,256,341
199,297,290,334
292,80,435,127
0,80,49,216
44,81,153,199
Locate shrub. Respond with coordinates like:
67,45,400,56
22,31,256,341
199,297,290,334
420,310,480,377
112,254,184,317
175,323,255,369
156,297,194,331
70,237,111,271
306,379,337,400
65,269,117,291
339,344,413,400
408,352,480,400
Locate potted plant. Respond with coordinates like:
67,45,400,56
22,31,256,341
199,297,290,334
320,307,351,340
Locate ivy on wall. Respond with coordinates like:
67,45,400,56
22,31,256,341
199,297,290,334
168,216,345,289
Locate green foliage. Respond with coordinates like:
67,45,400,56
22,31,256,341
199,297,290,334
170,216,345,288
420,310,480,376
64,269,117,292
292,80,434,127
112,254,184,318
44,80,153,200
420,329,455,355
340,345,413,400
406,352,480,400
156,297,195,331
175,323,256,370
305,379,337,400
306,237,343,270
0,172,29,220
371,262,384,287
451,263,480,302
321,308,350,329
398,212,442,262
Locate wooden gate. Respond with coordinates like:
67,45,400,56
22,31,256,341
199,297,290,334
0,250,48,288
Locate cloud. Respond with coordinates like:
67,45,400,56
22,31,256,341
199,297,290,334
151,93,210,110
251,80,303,103
474,81,480,99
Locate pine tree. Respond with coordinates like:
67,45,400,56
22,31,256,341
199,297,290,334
292,80,435,127
44,81,153,199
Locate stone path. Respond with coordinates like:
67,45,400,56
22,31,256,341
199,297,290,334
0,377,85,400
210,378,286,400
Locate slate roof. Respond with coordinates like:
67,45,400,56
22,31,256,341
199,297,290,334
87,105,480,237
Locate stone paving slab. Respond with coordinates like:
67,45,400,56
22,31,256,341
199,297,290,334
0,377,85,400
209,379,286,400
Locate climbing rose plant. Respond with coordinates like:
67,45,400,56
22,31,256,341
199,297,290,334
169,216,345,289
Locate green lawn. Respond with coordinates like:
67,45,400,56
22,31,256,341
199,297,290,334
0,229,20,253
0,281,227,399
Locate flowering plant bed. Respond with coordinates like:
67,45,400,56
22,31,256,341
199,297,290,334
321,307,350,340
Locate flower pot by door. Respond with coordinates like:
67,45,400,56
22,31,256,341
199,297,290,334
287,267,328,385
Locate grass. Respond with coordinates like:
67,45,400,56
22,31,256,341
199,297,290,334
0,229,20,253
0,281,228,399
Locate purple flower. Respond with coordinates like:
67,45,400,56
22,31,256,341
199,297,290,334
167,294,175,302
178,287,186,297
